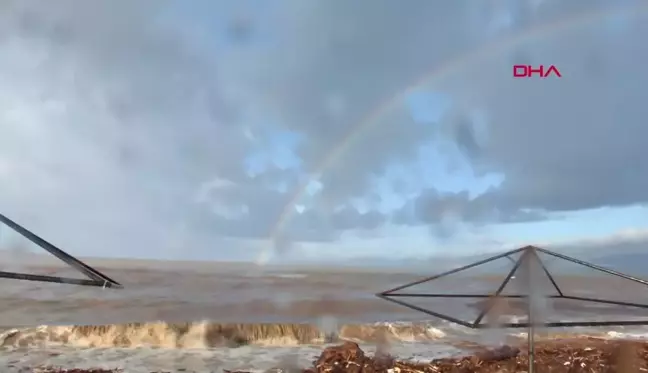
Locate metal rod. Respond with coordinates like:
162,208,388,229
531,250,564,296
525,251,536,373
380,246,528,295
382,293,648,310
0,213,121,286
376,294,475,328
473,249,529,327
385,293,648,309
561,295,648,310
486,320,648,328
379,294,648,328
536,247,648,287
376,245,648,332
0,271,121,288
528,307,535,373
385,293,530,298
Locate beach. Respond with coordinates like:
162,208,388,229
2,257,648,372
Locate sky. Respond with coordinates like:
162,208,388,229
0,0,647,264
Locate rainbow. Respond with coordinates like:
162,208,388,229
258,3,648,266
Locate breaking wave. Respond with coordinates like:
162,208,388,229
0,321,447,349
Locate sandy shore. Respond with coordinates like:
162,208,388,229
8,337,647,373
234,337,648,373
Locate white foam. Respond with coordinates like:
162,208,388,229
0,342,463,373
273,273,308,279
606,330,648,340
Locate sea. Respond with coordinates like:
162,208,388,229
2,253,648,373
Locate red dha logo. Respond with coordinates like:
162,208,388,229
513,65,562,78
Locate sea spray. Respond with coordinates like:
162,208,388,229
317,316,339,343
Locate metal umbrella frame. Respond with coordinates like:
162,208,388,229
0,213,123,289
376,245,648,373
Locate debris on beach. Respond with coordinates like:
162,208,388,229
225,337,648,373
19,337,648,373
31,368,122,373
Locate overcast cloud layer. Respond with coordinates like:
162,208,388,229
0,0,646,261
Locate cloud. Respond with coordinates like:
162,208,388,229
433,3,648,216
241,0,648,232
0,0,258,258
396,189,548,225
239,1,484,204
551,227,648,255
0,0,646,260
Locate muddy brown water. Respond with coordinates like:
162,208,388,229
2,258,648,372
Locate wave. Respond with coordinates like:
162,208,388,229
3,319,643,350
0,321,447,349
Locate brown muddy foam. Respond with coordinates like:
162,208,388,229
0,321,447,349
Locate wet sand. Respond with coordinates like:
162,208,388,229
9,338,648,373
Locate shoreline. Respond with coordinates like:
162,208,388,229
11,337,648,373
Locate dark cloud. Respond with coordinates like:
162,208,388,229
238,1,487,204
0,0,259,257
438,12,648,215
0,0,646,260
245,0,648,232
394,189,549,228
